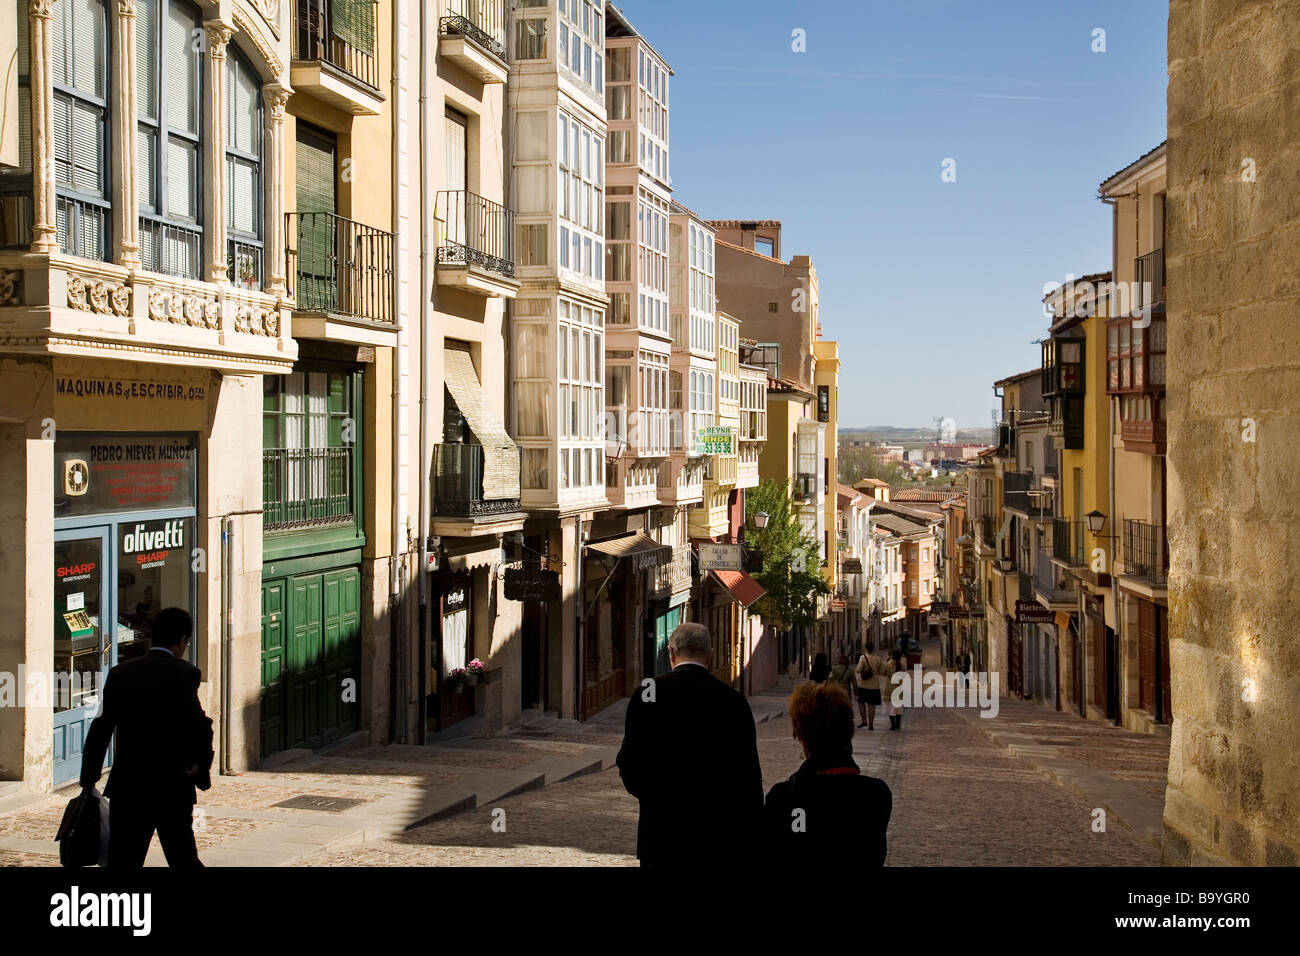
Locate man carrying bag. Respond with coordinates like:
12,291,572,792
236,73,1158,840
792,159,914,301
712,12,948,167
79,608,213,868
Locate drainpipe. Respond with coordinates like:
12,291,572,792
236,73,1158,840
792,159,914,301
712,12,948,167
391,0,410,746
416,0,432,744
1100,192,1122,726
219,510,261,777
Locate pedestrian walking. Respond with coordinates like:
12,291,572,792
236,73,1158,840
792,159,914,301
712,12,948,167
810,652,831,683
616,623,763,866
79,608,213,867
882,649,906,731
854,643,883,729
760,681,892,865
829,654,856,698
957,647,972,691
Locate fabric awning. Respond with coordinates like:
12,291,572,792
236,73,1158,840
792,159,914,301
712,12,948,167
711,570,766,608
444,348,520,500
443,538,503,572
585,533,672,572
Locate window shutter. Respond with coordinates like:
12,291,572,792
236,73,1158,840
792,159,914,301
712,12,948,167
165,3,198,135
71,0,104,97
167,139,195,219
136,0,156,121
332,0,375,55
71,100,102,194
295,132,335,213
138,126,156,209
52,96,71,185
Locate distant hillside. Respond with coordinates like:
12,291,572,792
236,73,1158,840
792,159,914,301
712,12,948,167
840,426,993,444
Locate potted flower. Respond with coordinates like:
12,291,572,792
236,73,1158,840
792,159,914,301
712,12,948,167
447,666,468,689
465,658,485,686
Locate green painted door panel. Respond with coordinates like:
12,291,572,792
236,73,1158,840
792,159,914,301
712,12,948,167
260,579,286,758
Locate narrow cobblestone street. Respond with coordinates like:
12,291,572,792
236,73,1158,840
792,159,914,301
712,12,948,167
0,642,1166,867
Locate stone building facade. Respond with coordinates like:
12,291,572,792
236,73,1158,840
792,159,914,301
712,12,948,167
1163,0,1300,866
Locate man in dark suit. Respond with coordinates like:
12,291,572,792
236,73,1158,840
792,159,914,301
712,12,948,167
616,622,762,865
80,607,214,867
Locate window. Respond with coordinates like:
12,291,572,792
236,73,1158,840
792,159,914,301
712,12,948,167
52,0,111,261
262,368,359,528
138,0,204,278
514,17,547,60
225,49,262,289
754,237,774,257
518,223,547,266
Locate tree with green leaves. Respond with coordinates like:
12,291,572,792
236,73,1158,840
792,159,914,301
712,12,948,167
744,479,831,630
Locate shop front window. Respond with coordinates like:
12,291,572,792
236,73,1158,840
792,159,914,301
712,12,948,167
117,516,195,659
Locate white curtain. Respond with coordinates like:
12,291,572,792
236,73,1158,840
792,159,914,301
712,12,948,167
442,609,468,674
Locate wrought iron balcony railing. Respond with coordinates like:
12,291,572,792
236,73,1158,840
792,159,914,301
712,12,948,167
1053,518,1086,566
1034,549,1074,602
287,212,395,325
434,443,522,519
263,445,355,531
440,0,507,61
228,237,264,291
295,0,380,90
139,215,202,280
1134,247,1165,311
1123,519,1168,587
436,189,515,279
57,193,110,263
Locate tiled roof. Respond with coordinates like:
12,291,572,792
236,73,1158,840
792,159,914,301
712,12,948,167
715,237,784,264
707,219,782,228
1099,141,1168,193
892,489,963,503
993,368,1042,387
871,513,930,536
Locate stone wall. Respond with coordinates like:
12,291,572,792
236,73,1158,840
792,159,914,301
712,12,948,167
1164,0,1300,865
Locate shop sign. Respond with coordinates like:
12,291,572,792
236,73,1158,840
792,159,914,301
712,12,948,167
54,434,196,518
931,600,950,620
444,583,469,613
504,567,561,603
1016,600,1055,624
831,599,846,611
694,426,734,456
698,543,741,571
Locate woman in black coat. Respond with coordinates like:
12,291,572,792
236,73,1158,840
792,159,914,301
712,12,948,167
760,681,892,864
809,652,831,683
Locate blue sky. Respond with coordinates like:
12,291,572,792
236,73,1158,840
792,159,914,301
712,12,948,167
621,0,1168,428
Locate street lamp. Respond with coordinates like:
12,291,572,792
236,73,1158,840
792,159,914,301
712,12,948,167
753,511,770,530
1085,509,1107,535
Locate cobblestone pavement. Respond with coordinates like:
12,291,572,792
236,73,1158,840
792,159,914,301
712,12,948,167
1,669,1164,866
304,694,1160,867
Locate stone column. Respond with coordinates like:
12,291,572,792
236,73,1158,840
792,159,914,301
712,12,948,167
28,0,57,253
202,21,232,283
262,84,291,293
113,0,139,267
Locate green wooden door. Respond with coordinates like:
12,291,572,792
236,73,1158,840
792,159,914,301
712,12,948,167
290,574,325,750
321,567,361,743
261,565,361,757
260,579,287,758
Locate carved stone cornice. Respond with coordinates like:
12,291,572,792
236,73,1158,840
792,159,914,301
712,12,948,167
231,4,285,77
